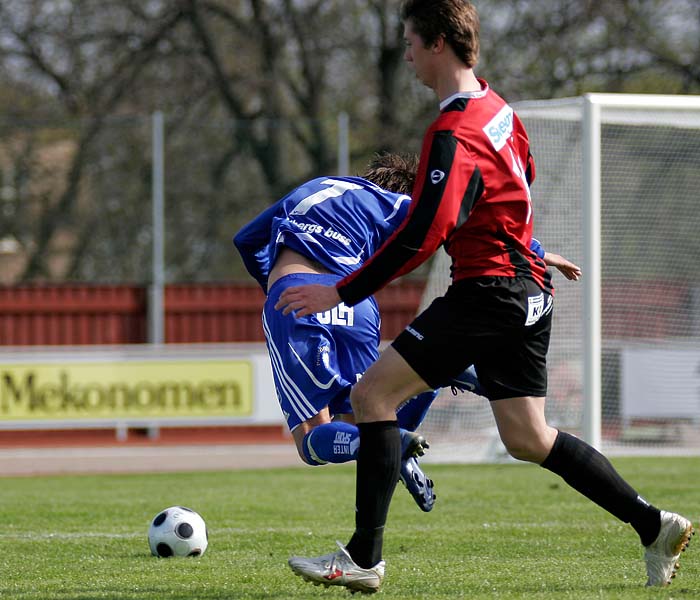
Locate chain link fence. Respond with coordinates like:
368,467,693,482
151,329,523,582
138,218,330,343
0,112,350,286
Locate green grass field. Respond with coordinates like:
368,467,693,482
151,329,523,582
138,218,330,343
0,457,697,599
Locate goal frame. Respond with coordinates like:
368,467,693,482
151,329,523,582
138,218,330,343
517,93,700,451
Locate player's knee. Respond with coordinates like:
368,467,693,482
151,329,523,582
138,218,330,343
300,454,325,466
350,385,389,421
296,430,330,466
500,432,553,464
349,382,372,419
351,374,411,421
296,444,325,466
503,443,541,463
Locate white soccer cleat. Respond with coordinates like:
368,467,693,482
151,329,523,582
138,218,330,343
644,510,695,587
288,540,385,594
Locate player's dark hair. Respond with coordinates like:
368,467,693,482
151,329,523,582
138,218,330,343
400,0,480,68
361,152,418,196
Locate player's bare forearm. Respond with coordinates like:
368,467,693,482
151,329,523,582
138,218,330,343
543,252,582,281
274,284,341,317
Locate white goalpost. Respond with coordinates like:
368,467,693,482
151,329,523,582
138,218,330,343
418,93,700,463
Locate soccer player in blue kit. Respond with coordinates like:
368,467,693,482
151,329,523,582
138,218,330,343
234,152,580,514
235,153,440,512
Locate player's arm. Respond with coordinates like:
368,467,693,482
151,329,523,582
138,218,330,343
530,237,581,281
544,251,581,281
277,132,480,317
233,201,280,292
336,131,480,306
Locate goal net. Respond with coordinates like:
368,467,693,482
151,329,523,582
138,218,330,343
418,94,700,463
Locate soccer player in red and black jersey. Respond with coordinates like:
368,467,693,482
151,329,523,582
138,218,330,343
278,0,693,592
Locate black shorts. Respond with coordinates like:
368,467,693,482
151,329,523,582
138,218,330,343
392,276,553,400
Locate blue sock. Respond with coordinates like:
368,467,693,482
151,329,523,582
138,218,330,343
302,422,416,466
397,390,438,431
301,422,360,465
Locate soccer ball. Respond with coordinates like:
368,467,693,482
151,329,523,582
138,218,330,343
148,506,208,558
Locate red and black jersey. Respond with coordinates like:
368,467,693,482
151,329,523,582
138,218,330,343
337,79,552,307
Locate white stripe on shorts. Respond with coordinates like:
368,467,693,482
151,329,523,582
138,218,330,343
262,310,316,422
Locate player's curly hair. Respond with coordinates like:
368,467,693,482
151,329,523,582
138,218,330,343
361,152,419,196
401,0,480,68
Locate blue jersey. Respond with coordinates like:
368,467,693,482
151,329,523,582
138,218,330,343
233,177,411,292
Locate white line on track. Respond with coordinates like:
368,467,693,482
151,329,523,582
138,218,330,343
0,444,301,476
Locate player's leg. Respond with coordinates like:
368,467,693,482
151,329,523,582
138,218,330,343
394,368,484,510
491,396,694,586
540,422,693,585
262,312,351,465
341,283,494,574
296,411,429,462
484,294,693,587
291,408,352,465
269,295,436,511
482,292,665,542
327,292,436,512
343,346,430,569
288,284,491,590
296,411,435,511
286,282,380,466
263,274,360,464
489,395,557,462
295,391,435,512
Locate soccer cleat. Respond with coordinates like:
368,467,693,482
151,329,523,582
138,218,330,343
400,455,435,512
400,430,429,459
399,431,435,511
644,510,695,587
288,541,385,594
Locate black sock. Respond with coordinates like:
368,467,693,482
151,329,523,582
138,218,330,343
345,420,401,568
541,430,661,545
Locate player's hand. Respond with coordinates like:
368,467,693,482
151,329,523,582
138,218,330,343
543,252,582,281
274,284,342,317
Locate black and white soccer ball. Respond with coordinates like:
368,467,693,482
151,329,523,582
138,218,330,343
148,506,208,558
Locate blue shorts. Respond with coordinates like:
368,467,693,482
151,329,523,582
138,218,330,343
263,273,381,432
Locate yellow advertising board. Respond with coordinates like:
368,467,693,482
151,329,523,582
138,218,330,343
0,360,253,420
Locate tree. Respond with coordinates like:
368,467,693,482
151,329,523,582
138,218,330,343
0,0,697,284
0,0,186,281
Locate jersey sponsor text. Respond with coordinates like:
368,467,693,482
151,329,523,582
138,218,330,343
483,104,514,151
317,304,355,327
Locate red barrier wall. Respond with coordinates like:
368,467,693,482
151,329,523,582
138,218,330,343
0,282,425,346
165,284,267,343
0,285,147,345
1,280,691,347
